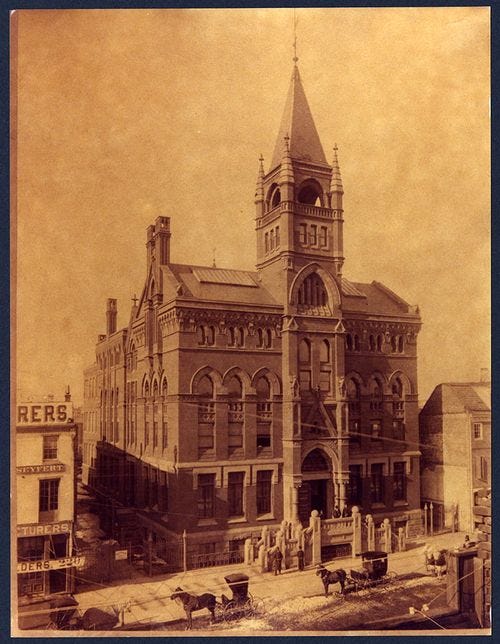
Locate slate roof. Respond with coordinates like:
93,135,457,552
270,65,328,169
161,264,418,319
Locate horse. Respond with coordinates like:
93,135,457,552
316,565,347,597
171,586,217,630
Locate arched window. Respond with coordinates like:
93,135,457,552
228,327,235,347
256,376,271,400
391,336,397,352
392,378,403,398
197,375,215,455
299,338,311,364
346,334,353,351
271,187,281,208
369,335,376,352
297,184,321,206
377,335,383,352
206,326,215,346
297,273,328,308
270,228,275,249
302,449,330,472
320,339,330,363
161,377,168,449
392,377,405,439
347,378,361,445
257,328,264,348
256,374,272,449
237,327,245,347
370,379,383,413
265,328,272,349
353,334,360,351
197,326,205,345
227,375,243,452
398,335,404,353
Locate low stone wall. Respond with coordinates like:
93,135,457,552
472,487,491,628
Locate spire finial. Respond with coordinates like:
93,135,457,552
132,293,138,306
212,248,216,268
293,9,299,64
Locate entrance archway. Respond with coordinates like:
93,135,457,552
299,448,333,523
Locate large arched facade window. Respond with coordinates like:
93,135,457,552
297,273,328,308
197,374,215,456
161,377,168,449
256,375,272,452
152,380,159,449
227,375,243,454
391,376,405,441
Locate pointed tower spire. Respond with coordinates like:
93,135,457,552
270,65,327,169
255,154,265,219
255,154,264,202
330,144,343,194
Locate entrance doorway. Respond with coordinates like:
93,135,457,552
299,448,333,523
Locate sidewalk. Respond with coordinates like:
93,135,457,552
73,530,468,629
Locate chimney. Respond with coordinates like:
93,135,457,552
480,368,490,383
65,385,71,402
106,298,117,336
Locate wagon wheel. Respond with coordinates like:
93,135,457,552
222,600,238,622
250,597,264,617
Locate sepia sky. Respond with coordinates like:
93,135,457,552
13,7,490,405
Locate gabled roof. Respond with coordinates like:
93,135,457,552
421,382,491,416
342,281,419,317
270,65,327,170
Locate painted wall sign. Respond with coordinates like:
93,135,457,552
17,521,72,537
115,549,128,561
17,556,85,574
17,402,74,426
17,463,65,475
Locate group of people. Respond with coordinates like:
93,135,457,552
332,505,350,518
270,546,305,575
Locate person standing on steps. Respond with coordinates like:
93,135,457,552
272,547,283,575
297,546,305,571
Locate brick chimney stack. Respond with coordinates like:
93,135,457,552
106,298,117,336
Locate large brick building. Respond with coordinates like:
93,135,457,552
83,61,422,565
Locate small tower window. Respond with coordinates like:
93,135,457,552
270,228,275,249
319,226,327,247
299,224,307,244
309,225,317,245
275,226,280,247
265,232,269,253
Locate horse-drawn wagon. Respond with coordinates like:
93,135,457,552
316,551,398,597
172,572,264,629
218,573,264,622
345,550,397,593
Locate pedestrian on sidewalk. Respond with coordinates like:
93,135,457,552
297,546,305,571
272,548,283,575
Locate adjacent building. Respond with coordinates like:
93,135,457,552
83,60,423,566
419,372,491,532
16,395,78,611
